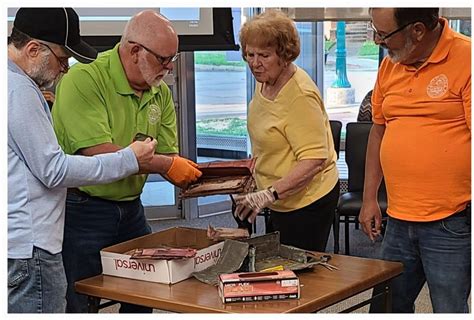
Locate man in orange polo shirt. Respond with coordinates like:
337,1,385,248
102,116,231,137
360,8,470,313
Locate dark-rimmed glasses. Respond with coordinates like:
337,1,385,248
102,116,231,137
370,21,416,42
128,40,179,66
39,42,69,72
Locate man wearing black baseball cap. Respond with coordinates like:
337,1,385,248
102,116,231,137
8,8,98,89
8,8,158,313
13,7,97,63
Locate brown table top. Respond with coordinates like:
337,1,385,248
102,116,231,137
75,253,402,313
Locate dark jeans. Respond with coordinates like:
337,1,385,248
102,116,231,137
370,208,471,313
266,180,340,251
62,191,152,313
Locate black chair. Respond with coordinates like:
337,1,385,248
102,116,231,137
333,122,387,255
357,90,373,122
332,90,378,253
329,120,342,160
254,120,343,234
354,89,373,232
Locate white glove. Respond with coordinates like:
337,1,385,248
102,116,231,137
234,189,276,223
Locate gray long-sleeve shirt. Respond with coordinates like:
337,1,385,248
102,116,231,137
8,59,139,259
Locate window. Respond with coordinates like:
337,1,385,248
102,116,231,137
194,8,247,217
323,21,379,129
449,19,471,37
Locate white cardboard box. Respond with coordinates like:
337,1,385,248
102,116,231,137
100,227,224,284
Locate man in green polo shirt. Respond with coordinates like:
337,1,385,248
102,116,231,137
52,10,201,313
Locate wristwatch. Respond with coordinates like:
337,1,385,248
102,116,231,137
268,186,279,200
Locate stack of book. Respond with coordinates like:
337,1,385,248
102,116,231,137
126,247,197,260
180,158,256,199
218,270,300,303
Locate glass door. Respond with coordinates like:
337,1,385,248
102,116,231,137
194,8,248,217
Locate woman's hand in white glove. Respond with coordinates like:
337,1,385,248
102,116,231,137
234,189,276,223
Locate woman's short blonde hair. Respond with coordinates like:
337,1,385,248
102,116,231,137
239,10,300,63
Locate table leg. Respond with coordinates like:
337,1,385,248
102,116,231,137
369,280,393,313
383,281,393,313
87,296,100,313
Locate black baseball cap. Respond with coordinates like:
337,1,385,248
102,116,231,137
13,8,97,63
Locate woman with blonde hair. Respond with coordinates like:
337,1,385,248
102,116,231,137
235,10,339,251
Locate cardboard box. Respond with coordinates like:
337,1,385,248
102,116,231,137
218,270,300,303
100,227,224,284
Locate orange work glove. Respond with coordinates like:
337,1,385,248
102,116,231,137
165,156,202,189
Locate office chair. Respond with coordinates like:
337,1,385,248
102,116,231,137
334,122,387,255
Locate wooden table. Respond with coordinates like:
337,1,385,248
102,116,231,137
75,253,402,313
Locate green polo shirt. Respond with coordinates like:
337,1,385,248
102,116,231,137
52,43,178,201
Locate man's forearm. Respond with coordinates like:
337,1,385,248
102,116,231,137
140,154,173,174
363,124,385,202
78,142,173,174
78,142,122,156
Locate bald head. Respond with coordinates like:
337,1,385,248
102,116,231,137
122,10,178,51
118,10,179,92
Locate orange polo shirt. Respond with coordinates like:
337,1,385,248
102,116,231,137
372,18,471,222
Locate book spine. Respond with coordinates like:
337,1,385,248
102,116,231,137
223,293,299,303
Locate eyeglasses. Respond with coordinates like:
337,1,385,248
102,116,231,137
370,21,415,42
39,42,69,72
128,41,179,66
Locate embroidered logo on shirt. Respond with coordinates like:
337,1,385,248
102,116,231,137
148,104,161,125
426,74,448,98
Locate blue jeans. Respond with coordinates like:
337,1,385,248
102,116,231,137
8,246,67,313
371,209,471,313
62,192,152,313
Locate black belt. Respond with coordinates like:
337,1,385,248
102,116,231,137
67,188,140,204
453,203,470,217
67,188,90,197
